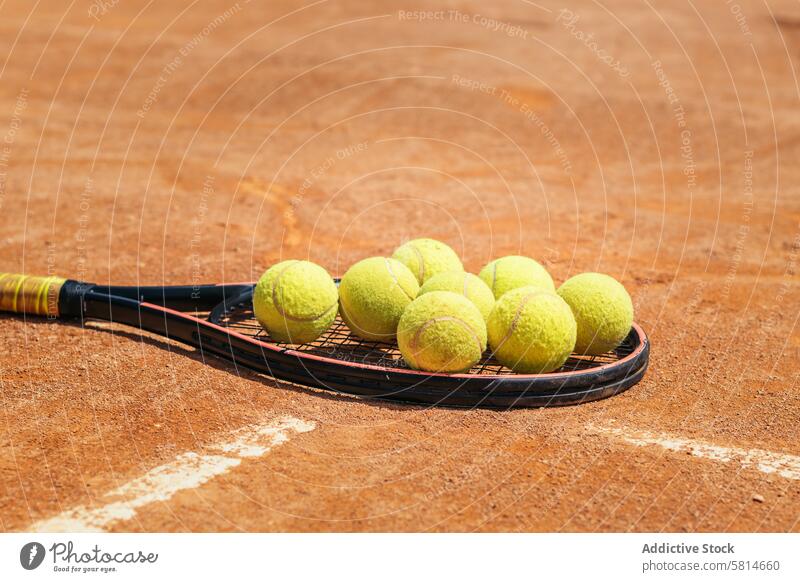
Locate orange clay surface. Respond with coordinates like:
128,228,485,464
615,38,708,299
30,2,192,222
0,0,798,532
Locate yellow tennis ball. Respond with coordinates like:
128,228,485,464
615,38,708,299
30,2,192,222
253,260,338,344
418,271,495,322
398,291,487,373
339,257,419,342
487,287,576,373
557,272,633,355
391,238,463,284
479,255,554,299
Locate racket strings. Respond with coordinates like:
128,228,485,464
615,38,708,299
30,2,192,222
215,303,634,376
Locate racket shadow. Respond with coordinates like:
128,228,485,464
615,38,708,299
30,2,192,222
78,320,423,412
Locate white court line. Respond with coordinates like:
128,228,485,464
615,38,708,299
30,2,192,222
32,417,315,532
593,425,800,480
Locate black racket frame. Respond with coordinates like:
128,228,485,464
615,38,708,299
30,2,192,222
57,279,650,409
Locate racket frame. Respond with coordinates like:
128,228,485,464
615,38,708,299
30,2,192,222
54,279,650,409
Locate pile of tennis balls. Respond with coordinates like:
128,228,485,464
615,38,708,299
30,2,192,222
253,238,634,374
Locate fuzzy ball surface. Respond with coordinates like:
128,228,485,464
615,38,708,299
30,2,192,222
339,257,419,342
391,238,463,284
418,271,495,322
253,260,338,344
557,272,633,355
479,255,554,299
397,291,487,373
487,287,576,373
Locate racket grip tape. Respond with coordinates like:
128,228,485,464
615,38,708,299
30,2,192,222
0,273,67,317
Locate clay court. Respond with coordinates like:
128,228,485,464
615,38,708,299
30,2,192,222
0,0,799,532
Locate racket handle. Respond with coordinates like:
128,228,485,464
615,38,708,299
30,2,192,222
0,273,66,317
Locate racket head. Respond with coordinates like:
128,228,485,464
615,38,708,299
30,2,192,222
208,285,649,409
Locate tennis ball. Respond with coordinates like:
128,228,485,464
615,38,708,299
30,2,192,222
339,257,419,342
418,271,495,322
398,291,487,373
391,238,463,284
557,273,634,355
253,260,338,344
487,287,576,373
479,255,554,299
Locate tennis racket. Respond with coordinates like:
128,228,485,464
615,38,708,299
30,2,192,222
0,272,649,408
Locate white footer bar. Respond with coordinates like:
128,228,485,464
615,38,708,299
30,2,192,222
1,533,797,581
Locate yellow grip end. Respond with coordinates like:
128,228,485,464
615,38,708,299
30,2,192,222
0,273,66,317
